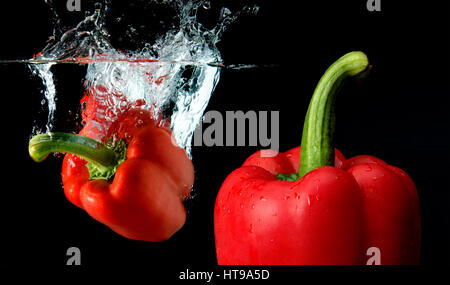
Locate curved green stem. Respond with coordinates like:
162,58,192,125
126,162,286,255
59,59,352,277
277,51,369,181
29,132,120,177
298,51,369,177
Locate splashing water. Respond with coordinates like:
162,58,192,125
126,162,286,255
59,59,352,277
31,62,56,132
29,0,259,155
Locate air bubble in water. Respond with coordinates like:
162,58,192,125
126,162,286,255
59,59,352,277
202,1,211,10
220,7,232,19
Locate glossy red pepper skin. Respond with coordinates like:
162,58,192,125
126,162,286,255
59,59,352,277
214,147,421,265
61,107,194,241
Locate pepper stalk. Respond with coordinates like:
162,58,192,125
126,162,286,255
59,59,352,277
277,51,369,181
29,132,126,180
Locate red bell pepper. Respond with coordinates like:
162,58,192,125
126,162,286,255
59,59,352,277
29,92,194,241
214,51,421,264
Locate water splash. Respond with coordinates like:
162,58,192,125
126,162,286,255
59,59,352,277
30,63,56,132
29,0,259,155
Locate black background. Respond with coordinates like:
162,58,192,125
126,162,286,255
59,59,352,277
0,0,448,280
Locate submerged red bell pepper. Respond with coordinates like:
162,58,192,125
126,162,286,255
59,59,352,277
214,52,421,264
29,91,194,241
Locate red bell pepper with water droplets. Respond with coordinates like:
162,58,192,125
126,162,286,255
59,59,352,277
29,90,194,241
214,52,421,264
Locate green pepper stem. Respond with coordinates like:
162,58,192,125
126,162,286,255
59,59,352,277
297,51,369,178
29,132,117,172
